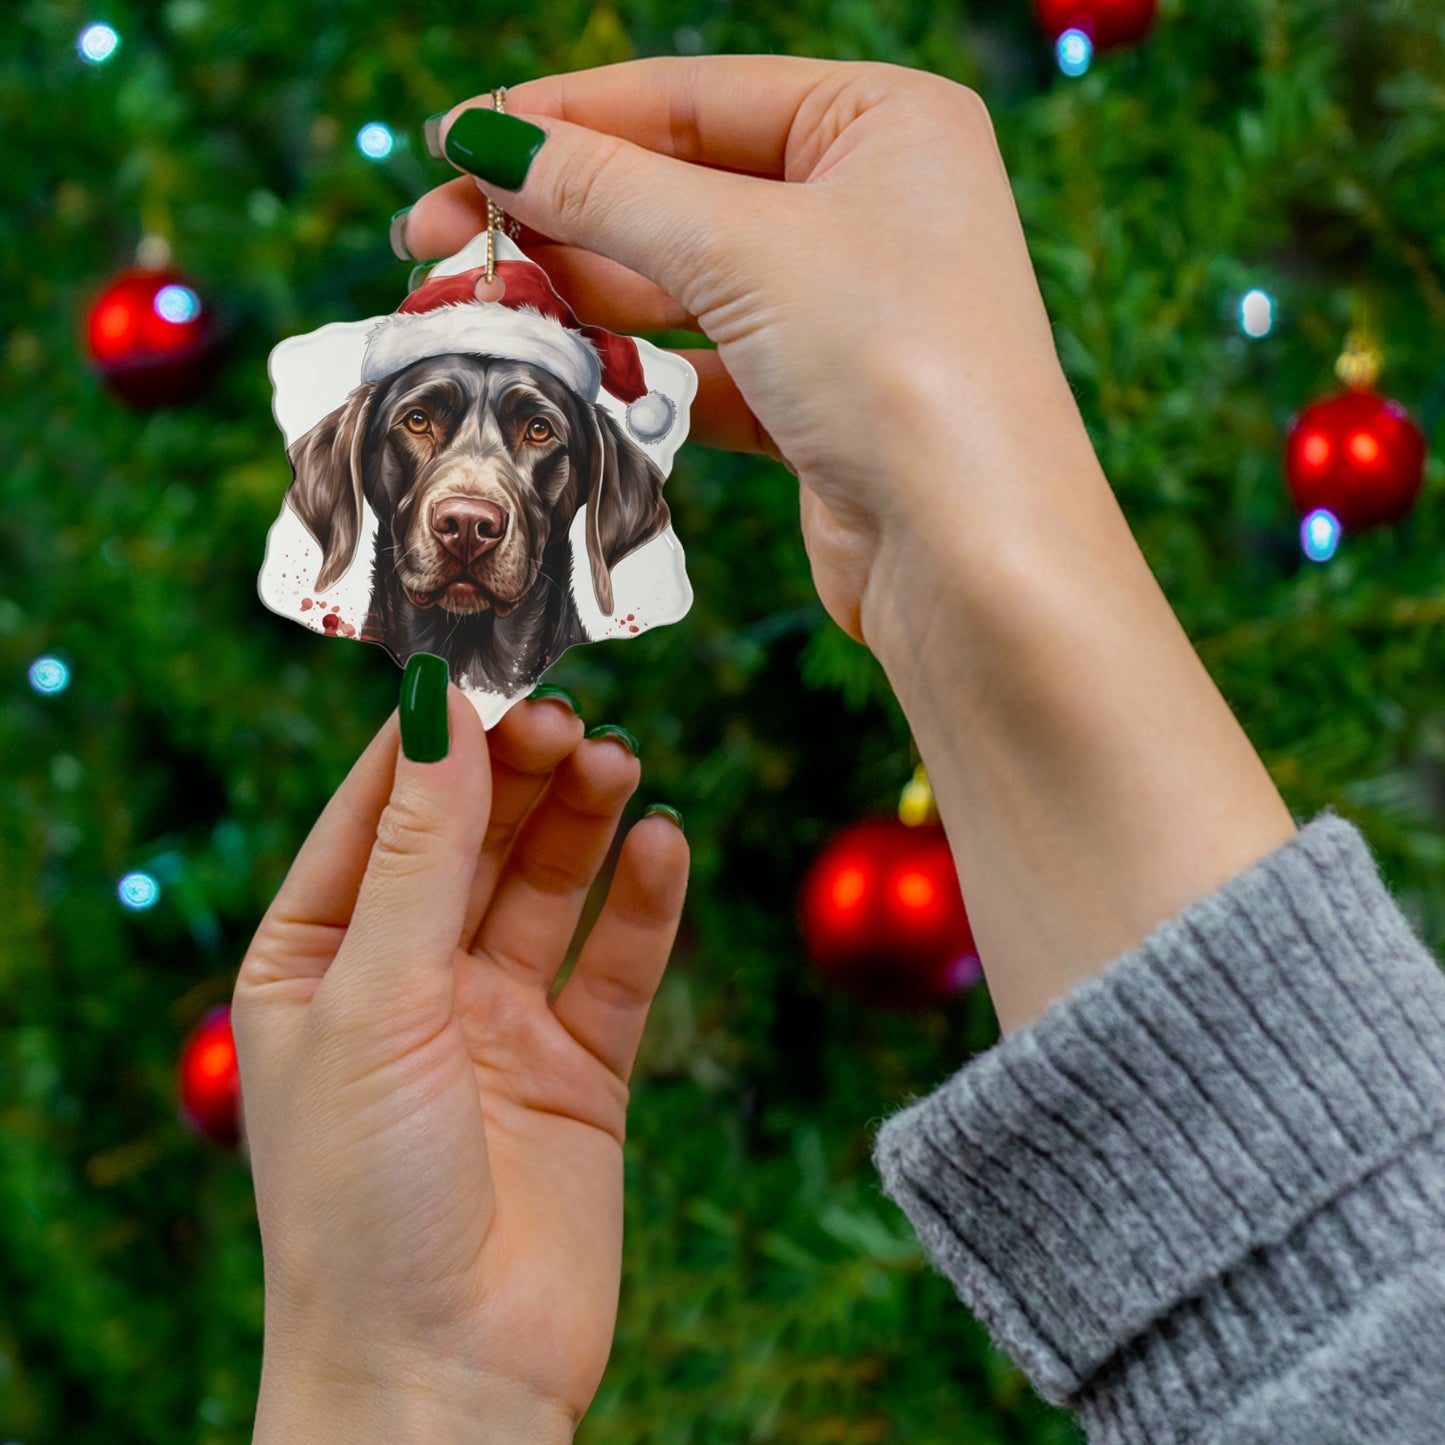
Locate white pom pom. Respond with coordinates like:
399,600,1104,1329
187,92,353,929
625,391,676,443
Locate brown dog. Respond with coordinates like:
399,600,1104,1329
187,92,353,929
285,352,671,696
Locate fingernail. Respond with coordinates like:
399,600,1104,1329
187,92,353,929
644,803,684,834
423,111,447,160
443,107,546,191
407,260,442,293
400,652,450,762
389,207,413,261
527,684,582,716
585,723,639,756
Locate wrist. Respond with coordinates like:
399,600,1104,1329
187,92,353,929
253,1346,575,1445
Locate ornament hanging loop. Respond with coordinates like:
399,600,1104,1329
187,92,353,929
1336,294,1383,391
483,87,523,288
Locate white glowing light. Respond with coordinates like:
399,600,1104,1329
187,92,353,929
1240,289,1275,338
118,871,161,910
1301,508,1341,563
28,657,70,695
357,123,395,159
154,284,201,324
78,23,120,64
1057,29,1093,77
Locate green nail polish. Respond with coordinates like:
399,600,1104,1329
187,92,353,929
443,107,546,191
527,684,582,716
644,803,684,834
400,652,450,762
585,723,639,756
407,260,442,293
423,111,447,160
389,207,413,262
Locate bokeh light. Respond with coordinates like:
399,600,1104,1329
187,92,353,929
28,657,70,694
154,284,201,324
1301,508,1341,563
356,122,395,159
1240,288,1274,337
78,22,120,64
118,872,161,910
1057,29,1093,76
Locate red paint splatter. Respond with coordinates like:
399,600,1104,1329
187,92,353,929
300,598,313,611
627,613,635,621
330,604,341,612
341,622,356,638
322,613,340,633
628,625,639,633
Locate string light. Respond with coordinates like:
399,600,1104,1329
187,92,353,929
118,872,161,910
1057,29,1093,76
153,284,201,324
1240,289,1274,338
1301,508,1341,563
28,657,70,695
78,22,120,64
356,122,395,159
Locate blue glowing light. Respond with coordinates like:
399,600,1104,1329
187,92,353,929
153,284,201,324
1301,508,1341,563
1240,288,1274,338
1057,29,1093,77
28,657,70,695
118,871,161,910
357,122,395,159
78,22,120,64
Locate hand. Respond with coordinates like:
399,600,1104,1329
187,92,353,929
232,690,688,1441
402,57,1096,646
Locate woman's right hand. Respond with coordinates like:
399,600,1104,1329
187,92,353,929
401,57,1100,647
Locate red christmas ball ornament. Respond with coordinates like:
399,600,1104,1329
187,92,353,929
800,818,981,1011
85,267,222,407
1284,388,1427,533
1034,0,1157,49
178,1005,242,1147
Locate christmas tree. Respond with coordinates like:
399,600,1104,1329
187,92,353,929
4,1,1444,1441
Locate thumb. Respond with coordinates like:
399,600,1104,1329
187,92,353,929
325,655,490,1025
439,104,756,317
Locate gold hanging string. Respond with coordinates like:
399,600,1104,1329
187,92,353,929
1335,293,1383,390
484,87,523,285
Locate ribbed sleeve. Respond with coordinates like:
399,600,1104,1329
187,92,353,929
870,811,1445,1442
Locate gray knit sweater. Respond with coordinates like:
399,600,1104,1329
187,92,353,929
870,811,1445,1442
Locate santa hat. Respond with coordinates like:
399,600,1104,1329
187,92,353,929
361,258,677,443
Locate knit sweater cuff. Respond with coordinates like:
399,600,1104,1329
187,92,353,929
870,811,1445,1415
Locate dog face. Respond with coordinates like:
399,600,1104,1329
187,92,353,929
284,353,669,621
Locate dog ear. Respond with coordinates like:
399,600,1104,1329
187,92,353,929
284,382,375,594
583,404,670,616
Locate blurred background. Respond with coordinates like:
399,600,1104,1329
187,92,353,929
4,0,1445,1440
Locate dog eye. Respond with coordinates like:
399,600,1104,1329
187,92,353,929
402,409,431,435
525,417,554,443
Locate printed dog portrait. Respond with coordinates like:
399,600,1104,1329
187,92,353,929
263,243,693,711
284,350,670,697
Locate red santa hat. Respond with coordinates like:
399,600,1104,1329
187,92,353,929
361,258,676,442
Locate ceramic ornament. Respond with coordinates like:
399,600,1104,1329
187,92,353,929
260,231,696,726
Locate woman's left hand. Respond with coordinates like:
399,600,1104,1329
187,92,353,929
232,686,688,1443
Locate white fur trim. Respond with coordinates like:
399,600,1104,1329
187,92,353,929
361,302,602,394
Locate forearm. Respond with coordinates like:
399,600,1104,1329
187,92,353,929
859,385,1296,1035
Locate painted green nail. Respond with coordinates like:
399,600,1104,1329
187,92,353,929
423,111,447,160
389,207,413,262
527,684,582,716
407,260,442,293
400,652,450,762
443,107,546,191
644,803,684,834
585,723,639,756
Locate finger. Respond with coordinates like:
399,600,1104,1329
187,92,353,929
434,101,763,312
471,734,642,991
669,348,787,462
550,813,689,1084
323,684,492,1025
460,692,587,949
236,713,403,993
399,174,556,255
499,56,853,176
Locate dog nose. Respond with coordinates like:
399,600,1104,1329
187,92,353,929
432,497,508,565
